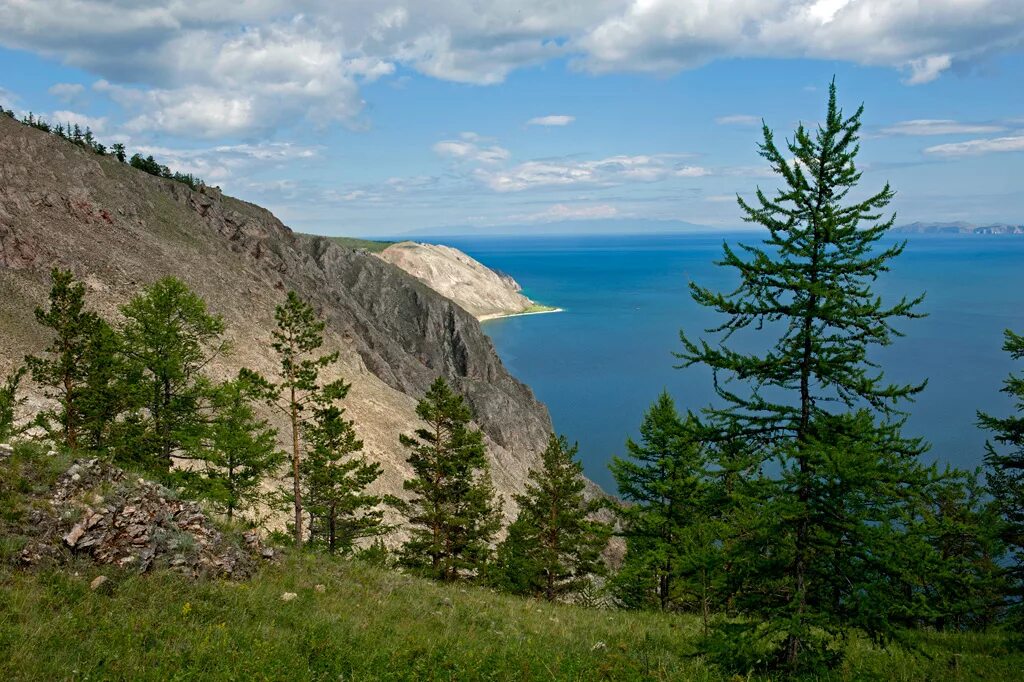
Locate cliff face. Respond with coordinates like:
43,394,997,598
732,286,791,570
0,116,553,526
377,241,538,319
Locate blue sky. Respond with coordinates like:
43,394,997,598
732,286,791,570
1,1,1022,236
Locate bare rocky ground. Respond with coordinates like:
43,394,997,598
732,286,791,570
0,116,569,535
12,452,267,579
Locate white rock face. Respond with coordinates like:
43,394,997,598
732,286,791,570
378,241,536,320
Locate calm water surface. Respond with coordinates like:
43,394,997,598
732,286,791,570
426,233,1024,493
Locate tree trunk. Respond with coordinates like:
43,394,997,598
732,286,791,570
291,385,303,547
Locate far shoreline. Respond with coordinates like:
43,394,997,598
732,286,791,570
479,307,564,323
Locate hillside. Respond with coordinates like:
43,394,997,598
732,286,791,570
377,241,556,320
1,446,1018,682
895,221,1024,235
0,115,556,527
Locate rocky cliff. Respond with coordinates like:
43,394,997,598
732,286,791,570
0,115,554,527
377,241,547,320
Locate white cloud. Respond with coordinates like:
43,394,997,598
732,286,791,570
523,203,619,222
527,115,575,126
924,135,1024,157
477,154,708,192
715,114,759,126
130,141,322,182
0,85,18,107
433,136,511,164
903,54,953,85
705,194,738,203
48,82,85,103
49,109,107,133
0,1,1021,138
880,119,1007,136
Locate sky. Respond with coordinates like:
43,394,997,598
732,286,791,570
0,1,1022,237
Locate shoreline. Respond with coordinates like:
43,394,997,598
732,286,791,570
478,307,564,323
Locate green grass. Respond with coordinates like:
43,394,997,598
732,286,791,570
325,236,398,253
1,446,1021,680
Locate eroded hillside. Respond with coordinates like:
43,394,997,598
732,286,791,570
0,116,554,527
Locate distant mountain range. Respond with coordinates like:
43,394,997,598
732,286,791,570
893,221,1024,235
401,218,726,237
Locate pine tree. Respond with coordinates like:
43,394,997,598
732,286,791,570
188,374,281,523
490,517,542,595
303,403,387,554
979,329,1024,635
262,290,349,546
77,318,126,452
112,143,126,163
506,434,610,601
609,393,717,622
398,377,502,582
676,81,928,671
119,277,227,473
25,268,102,450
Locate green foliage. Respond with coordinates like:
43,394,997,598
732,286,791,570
398,377,502,582
76,319,128,452
676,81,931,673
0,367,27,442
24,268,103,450
499,434,610,601
303,402,388,554
261,290,350,546
111,143,126,163
185,374,282,523
118,277,227,473
610,393,717,620
980,329,1024,637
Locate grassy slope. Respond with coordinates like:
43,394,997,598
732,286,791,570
1,449,1020,681
325,236,398,253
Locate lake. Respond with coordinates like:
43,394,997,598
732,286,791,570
425,233,1024,494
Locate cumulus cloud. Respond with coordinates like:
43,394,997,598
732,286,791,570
924,135,1024,157
527,115,575,126
49,109,107,133
0,1,1020,137
131,141,322,182
880,119,1008,136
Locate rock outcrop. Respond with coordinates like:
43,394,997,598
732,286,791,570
0,115,560,529
377,241,546,320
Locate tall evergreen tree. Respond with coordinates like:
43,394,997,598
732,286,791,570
76,319,126,452
25,268,102,450
398,377,502,582
979,329,1024,635
119,277,227,473
609,393,719,625
262,290,349,546
676,82,928,671
188,374,282,523
505,434,610,601
112,143,126,163
303,403,387,554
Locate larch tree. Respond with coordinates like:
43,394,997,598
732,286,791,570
507,434,610,601
263,290,349,546
979,329,1024,637
25,268,102,450
119,277,227,473
609,392,716,622
398,377,502,582
303,402,387,554
676,81,928,671
190,374,282,523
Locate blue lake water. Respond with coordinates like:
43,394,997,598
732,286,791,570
424,233,1024,494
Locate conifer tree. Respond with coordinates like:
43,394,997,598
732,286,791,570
302,403,387,553
0,367,26,442
25,268,102,450
609,393,715,617
505,434,610,601
189,374,281,523
979,329,1024,635
112,143,126,163
76,319,126,452
119,277,226,473
261,290,349,546
490,516,542,595
399,377,502,582
677,82,928,671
